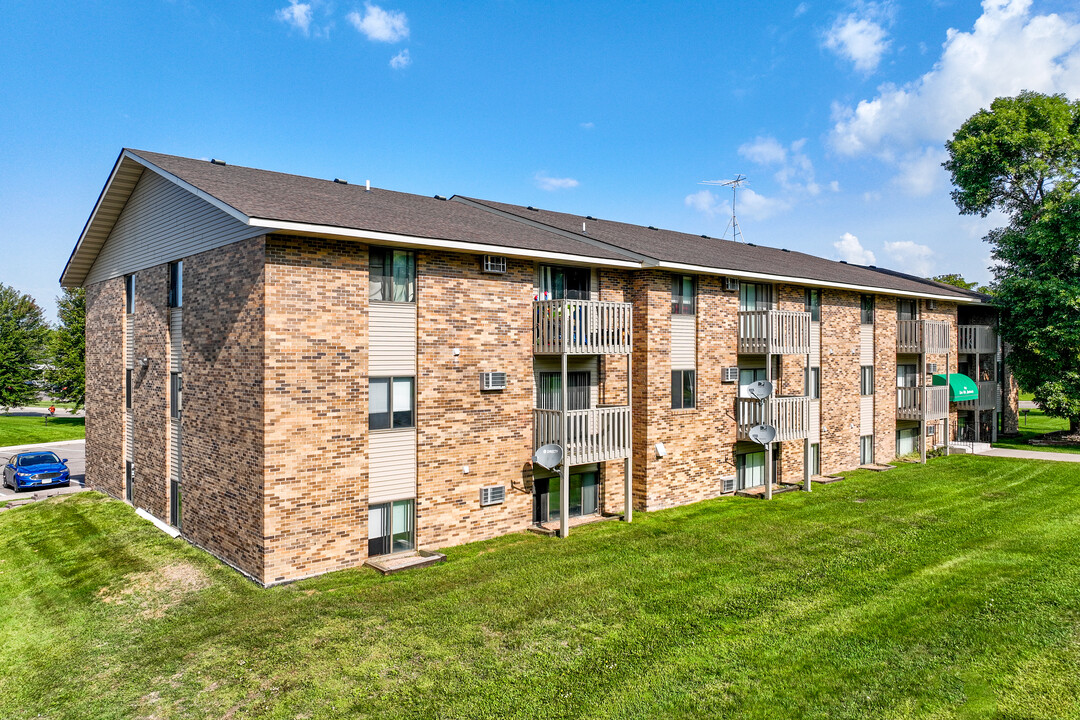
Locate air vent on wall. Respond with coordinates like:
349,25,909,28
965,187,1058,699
480,485,506,506
482,255,507,274
481,371,507,391
724,277,740,292
926,362,938,374
722,366,739,383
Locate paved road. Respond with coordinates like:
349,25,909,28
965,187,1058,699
980,447,1080,462
1019,400,1038,410
0,439,86,501
2,405,83,418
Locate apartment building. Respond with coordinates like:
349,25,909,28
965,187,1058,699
62,150,1018,585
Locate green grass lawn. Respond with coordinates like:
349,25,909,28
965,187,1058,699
993,409,1080,454
0,414,85,446
1019,391,1035,402
3,457,1080,719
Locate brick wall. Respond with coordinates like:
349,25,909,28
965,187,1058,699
85,277,125,498
820,289,861,474
183,236,267,581
262,235,368,584
873,296,898,460
131,264,170,521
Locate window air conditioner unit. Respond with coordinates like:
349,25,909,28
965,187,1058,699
722,366,739,383
481,371,508,391
725,277,740,292
480,485,506,506
482,255,507,274
926,362,938,374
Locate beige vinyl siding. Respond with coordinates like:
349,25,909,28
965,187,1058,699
170,420,181,482
533,356,600,408
169,308,182,372
125,413,134,462
368,429,417,503
810,322,821,367
670,314,696,369
85,170,264,285
369,303,417,375
809,399,821,442
860,396,874,435
859,325,874,365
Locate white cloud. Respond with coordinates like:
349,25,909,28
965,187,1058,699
831,0,1080,157
829,180,841,192
892,146,949,197
389,48,411,69
348,2,409,42
739,135,821,197
535,173,579,191
738,136,787,165
884,240,935,276
794,2,810,18
737,188,791,220
834,232,876,265
824,14,891,73
684,189,724,217
276,0,314,35
580,122,595,130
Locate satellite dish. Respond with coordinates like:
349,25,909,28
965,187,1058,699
533,443,564,470
746,380,774,400
748,424,777,446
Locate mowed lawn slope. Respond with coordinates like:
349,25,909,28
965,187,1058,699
2,456,1080,719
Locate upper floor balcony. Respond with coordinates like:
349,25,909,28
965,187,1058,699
958,325,997,354
533,299,633,355
534,405,631,465
735,395,811,443
897,386,949,422
737,310,812,355
897,319,951,355
955,381,998,411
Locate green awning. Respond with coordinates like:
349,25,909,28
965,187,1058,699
932,373,978,401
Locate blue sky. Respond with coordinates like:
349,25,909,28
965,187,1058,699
3,0,1080,320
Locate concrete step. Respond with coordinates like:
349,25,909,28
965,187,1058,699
949,442,993,455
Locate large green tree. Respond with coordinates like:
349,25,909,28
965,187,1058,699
0,283,49,412
945,91,1080,431
46,287,85,410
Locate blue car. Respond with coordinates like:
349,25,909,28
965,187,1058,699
3,451,70,492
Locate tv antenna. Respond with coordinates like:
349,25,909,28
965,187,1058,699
700,175,748,243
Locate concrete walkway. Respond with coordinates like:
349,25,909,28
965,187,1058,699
980,447,1080,462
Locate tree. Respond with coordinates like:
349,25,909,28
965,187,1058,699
46,287,85,410
0,283,49,412
945,91,1080,431
929,273,990,292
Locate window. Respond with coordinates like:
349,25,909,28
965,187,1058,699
736,451,766,490
537,371,589,411
125,369,132,410
860,435,874,465
533,471,599,523
897,427,919,456
125,461,133,502
739,282,771,311
805,288,821,321
369,248,416,302
671,274,696,315
168,261,183,308
860,366,874,396
125,274,135,314
739,367,766,398
896,364,918,388
170,480,182,529
671,370,696,409
806,367,821,399
860,294,875,324
538,265,590,300
897,299,917,321
368,499,415,556
369,377,415,430
809,443,820,476
170,372,183,419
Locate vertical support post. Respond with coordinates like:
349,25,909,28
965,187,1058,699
804,349,811,492
559,313,570,539
944,348,951,456
974,350,980,443
624,348,632,522
765,347,773,500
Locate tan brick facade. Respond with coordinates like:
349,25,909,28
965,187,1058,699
819,290,862,474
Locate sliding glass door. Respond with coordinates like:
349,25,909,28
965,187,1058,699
535,471,599,523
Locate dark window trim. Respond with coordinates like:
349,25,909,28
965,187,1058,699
125,369,132,409
671,369,696,409
369,376,416,430
860,365,875,396
170,372,183,419
805,288,821,321
168,260,183,308
671,274,696,315
369,247,417,303
861,294,875,325
806,367,821,399
125,274,135,315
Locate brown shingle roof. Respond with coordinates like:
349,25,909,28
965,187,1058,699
457,196,977,300
127,150,636,262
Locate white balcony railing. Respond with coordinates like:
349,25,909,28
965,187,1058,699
534,405,631,465
738,310,812,355
897,319,951,354
897,386,949,421
955,381,998,411
735,396,810,442
958,325,997,354
533,300,632,355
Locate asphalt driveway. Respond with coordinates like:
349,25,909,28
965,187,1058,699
0,439,86,501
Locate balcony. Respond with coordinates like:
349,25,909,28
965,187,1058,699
534,405,631,465
958,325,997,354
897,386,949,421
955,381,998,411
897,319,951,354
533,300,632,355
735,396,810,442
738,310,812,355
